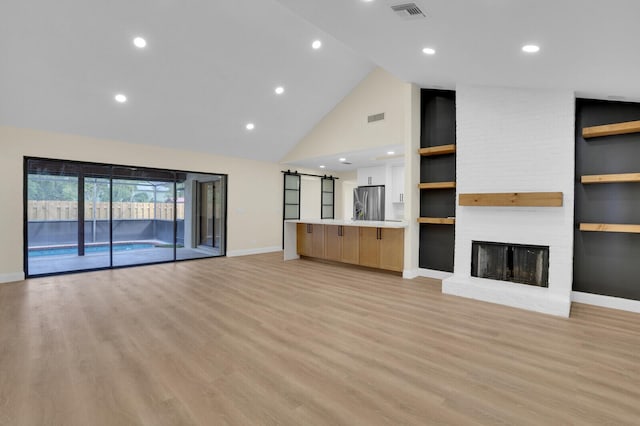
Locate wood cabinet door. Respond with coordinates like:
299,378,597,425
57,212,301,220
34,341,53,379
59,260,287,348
311,224,325,258
324,225,342,262
296,223,312,256
341,226,360,264
359,227,380,268
379,228,404,272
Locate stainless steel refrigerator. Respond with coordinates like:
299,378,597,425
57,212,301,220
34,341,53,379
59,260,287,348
353,185,385,221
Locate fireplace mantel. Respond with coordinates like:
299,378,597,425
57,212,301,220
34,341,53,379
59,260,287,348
458,192,563,207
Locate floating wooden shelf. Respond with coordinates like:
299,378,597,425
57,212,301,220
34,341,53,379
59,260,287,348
418,144,456,156
418,182,456,190
580,223,640,234
581,173,640,184
417,217,455,225
582,120,640,139
459,192,563,207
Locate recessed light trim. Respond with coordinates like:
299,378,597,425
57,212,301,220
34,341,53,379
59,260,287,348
522,44,540,53
339,157,346,162
422,47,436,55
114,94,127,103
245,123,255,130
312,40,322,50
133,37,147,48
275,86,284,95
387,151,395,155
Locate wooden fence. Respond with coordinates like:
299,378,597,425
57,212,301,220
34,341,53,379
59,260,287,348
28,201,185,221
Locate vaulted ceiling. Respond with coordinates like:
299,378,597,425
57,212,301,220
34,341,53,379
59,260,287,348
0,0,373,162
1,1,638,163
277,0,640,100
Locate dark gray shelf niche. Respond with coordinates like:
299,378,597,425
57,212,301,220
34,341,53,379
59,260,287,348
574,98,640,301
419,89,456,272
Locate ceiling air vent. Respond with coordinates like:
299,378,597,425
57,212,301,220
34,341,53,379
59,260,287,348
391,3,426,20
368,112,385,123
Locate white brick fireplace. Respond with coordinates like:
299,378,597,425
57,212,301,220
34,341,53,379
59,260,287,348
442,85,575,317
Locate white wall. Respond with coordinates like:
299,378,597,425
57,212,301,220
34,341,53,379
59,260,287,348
403,83,421,277
0,126,284,282
300,176,321,219
442,86,575,317
281,68,407,163
296,169,354,220
342,180,357,220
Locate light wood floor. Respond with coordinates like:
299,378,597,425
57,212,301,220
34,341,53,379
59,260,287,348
1,253,639,425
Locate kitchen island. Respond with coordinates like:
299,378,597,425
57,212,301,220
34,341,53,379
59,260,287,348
284,219,407,272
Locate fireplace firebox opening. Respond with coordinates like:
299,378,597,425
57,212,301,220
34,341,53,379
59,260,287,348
471,241,549,287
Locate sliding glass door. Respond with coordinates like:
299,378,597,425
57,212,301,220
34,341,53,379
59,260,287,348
82,175,111,270
111,178,176,267
27,172,80,275
25,158,227,277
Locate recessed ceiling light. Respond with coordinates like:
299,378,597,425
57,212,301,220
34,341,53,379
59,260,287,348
133,37,147,48
319,165,326,169
312,40,322,50
422,47,436,55
362,0,374,2
339,157,346,162
245,123,255,130
114,94,127,103
522,44,540,53
387,151,395,155
275,86,284,95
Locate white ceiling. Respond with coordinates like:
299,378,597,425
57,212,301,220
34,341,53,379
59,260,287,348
276,0,640,100
288,144,404,173
2,1,639,164
0,1,373,162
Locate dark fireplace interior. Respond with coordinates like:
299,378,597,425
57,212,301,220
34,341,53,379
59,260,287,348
471,241,549,287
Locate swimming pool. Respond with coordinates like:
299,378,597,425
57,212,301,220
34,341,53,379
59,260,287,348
28,243,156,257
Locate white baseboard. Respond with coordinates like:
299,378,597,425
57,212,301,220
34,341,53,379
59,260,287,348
416,268,453,280
0,272,25,284
226,246,282,258
572,291,640,314
402,269,418,279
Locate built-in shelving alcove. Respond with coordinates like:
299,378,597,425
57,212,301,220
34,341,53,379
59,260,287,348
418,89,456,272
574,99,640,301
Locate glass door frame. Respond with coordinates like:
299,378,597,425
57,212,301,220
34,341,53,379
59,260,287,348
321,177,335,219
197,180,215,248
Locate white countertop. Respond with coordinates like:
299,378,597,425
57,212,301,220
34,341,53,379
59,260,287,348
285,219,408,228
